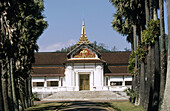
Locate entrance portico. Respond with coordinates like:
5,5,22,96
65,63,104,91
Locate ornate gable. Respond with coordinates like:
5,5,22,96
67,43,101,59
73,48,95,58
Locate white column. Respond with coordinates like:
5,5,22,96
101,66,104,86
76,72,79,87
44,77,47,92
75,72,79,91
72,71,74,86
90,71,93,90
66,66,72,87
96,65,102,90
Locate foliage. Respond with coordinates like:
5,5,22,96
31,93,40,101
56,41,115,52
135,46,147,61
110,0,145,44
124,88,136,103
0,0,48,110
128,52,137,75
142,19,160,46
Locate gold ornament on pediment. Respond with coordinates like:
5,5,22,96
73,48,95,58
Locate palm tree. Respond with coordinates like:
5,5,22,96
161,0,170,110
0,0,47,110
159,0,167,109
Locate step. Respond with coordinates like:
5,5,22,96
42,91,129,101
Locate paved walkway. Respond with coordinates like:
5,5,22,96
42,91,129,101
57,101,115,111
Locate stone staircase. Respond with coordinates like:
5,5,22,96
42,91,129,101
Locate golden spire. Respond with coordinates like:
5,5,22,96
77,15,91,45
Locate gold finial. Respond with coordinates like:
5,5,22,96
77,14,91,45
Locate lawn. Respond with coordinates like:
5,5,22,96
25,102,69,111
25,101,146,111
109,101,146,111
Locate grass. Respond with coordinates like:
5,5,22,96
109,101,146,111
25,101,146,111
25,102,69,111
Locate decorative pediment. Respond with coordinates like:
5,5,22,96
67,43,101,59
73,48,95,58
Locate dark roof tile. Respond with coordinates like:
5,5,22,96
101,52,130,65
105,66,128,73
33,52,130,65
32,67,65,76
34,52,67,65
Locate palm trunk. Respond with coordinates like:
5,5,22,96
153,37,160,110
7,58,14,111
140,61,145,106
159,0,167,109
29,76,33,106
148,44,155,111
11,58,19,111
0,62,4,111
149,1,160,110
27,77,32,107
161,0,170,110
132,24,139,105
145,0,150,25
149,0,153,20
139,26,145,107
144,46,152,109
144,0,150,108
24,79,28,108
1,62,9,111
19,78,26,110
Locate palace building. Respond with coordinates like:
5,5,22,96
32,18,132,93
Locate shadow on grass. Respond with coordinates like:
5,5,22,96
25,102,67,111
25,101,118,111
98,102,121,111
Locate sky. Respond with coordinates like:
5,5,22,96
38,0,168,52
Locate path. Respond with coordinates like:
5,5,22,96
42,91,129,101
57,101,115,111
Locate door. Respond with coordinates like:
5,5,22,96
79,74,89,90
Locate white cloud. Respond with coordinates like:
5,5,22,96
39,39,77,52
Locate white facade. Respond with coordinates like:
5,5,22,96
32,45,132,93
32,18,132,93
32,74,132,93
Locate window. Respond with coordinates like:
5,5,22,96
125,81,132,85
33,82,44,87
110,81,122,86
47,81,59,87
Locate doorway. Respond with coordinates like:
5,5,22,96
79,74,90,90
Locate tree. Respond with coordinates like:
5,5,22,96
159,0,167,109
161,0,170,110
111,46,117,51
124,47,130,51
0,0,47,110
110,0,146,106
